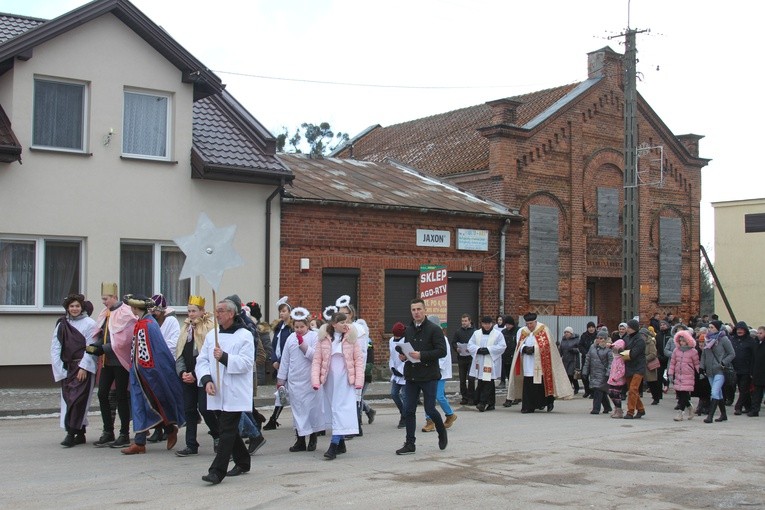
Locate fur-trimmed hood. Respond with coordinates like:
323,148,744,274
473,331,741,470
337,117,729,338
674,329,696,349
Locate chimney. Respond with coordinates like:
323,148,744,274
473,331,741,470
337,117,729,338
588,46,622,79
485,98,523,126
676,134,703,158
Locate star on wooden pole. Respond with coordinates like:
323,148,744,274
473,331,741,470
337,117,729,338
174,212,243,292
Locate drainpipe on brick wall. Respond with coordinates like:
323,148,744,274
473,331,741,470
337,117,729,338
499,218,511,315
264,183,285,323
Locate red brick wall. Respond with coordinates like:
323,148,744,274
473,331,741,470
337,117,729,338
279,203,519,362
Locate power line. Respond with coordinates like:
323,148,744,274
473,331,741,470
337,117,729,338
212,69,545,91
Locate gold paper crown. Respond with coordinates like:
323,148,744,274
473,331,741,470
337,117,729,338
101,282,118,296
188,295,206,308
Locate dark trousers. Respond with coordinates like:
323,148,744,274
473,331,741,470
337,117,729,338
676,390,691,410
183,382,219,450
750,385,764,415
734,374,753,411
403,379,443,445
97,364,130,435
208,411,249,480
592,388,611,413
647,380,663,402
581,375,591,396
457,357,475,401
567,375,580,393
500,361,512,383
475,379,495,405
521,376,552,412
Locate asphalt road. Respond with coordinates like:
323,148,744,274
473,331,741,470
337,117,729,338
3,392,765,509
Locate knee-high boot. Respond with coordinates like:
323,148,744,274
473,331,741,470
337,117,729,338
704,399,718,423
264,406,282,430
289,431,306,452
715,400,728,422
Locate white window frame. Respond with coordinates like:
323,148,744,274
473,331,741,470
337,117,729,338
120,241,192,310
0,235,85,312
122,88,172,161
31,76,89,153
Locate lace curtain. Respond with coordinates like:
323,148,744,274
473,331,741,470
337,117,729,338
33,80,84,150
161,246,189,306
0,240,35,305
43,241,80,306
123,92,168,157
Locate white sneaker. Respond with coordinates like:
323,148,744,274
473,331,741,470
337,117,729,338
686,403,694,420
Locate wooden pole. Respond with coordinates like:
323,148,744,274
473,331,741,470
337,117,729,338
212,289,220,384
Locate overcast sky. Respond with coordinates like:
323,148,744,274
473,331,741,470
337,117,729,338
5,0,760,257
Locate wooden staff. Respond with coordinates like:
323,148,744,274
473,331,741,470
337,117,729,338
212,289,220,384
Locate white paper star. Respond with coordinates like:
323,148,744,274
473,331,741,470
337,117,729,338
174,212,244,292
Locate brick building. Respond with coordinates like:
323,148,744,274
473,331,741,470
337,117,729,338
277,154,522,359
333,47,709,329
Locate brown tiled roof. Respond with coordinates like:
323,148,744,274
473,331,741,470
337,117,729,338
0,103,21,163
192,90,292,184
0,13,45,44
335,83,581,177
280,153,519,218
0,0,222,100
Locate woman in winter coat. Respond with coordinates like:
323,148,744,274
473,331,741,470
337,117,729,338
558,327,582,394
582,329,613,415
643,327,662,405
668,330,700,421
692,329,712,416
700,320,735,423
311,312,364,460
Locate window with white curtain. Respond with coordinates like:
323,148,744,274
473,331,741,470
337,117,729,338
122,90,171,160
32,78,87,151
0,237,83,309
120,242,190,307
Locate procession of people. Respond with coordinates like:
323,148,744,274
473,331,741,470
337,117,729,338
50,284,764,485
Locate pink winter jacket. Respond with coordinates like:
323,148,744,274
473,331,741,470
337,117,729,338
668,330,699,392
607,339,626,386
311,324,365,390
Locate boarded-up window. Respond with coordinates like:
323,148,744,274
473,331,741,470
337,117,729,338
529,205,559,301
744,213,765,233
597,188,619,237
659,217,682,303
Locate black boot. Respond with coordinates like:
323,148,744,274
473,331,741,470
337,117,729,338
336,439,346,454
147,427,164,443
307,433,317,452
289,432,307,452
263,406,282,430
704,399,718,423
715,400,728,422
324,442,338,460
61,433,76,448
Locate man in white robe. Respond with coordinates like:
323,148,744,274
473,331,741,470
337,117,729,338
507,312,573,413
467,316,506,411
197,299,254,485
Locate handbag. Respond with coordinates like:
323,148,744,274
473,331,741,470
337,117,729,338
573,368,582,380
647,357,661,371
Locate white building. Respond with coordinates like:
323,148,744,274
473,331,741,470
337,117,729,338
711,198,765,327
0,0,292,386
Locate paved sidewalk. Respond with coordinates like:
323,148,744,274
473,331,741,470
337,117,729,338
0,380,465,417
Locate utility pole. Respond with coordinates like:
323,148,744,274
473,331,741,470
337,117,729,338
611,23,648,321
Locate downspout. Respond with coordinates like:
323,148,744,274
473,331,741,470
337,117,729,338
264,182,284,322
499,218,511,315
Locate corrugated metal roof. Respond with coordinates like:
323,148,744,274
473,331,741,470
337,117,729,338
334,83,581,177
280,153,519,218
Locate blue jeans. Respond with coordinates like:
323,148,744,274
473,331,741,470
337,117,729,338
390,381,406,414
708,373,725,400
426,379,453,419
238,412,262,439
404,379,443,445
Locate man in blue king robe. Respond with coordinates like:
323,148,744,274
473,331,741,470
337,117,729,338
120,294,186,454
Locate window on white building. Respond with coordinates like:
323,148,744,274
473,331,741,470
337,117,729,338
32,78,87,152
122,90,171,160
0,237,83,309
120,242,189,307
